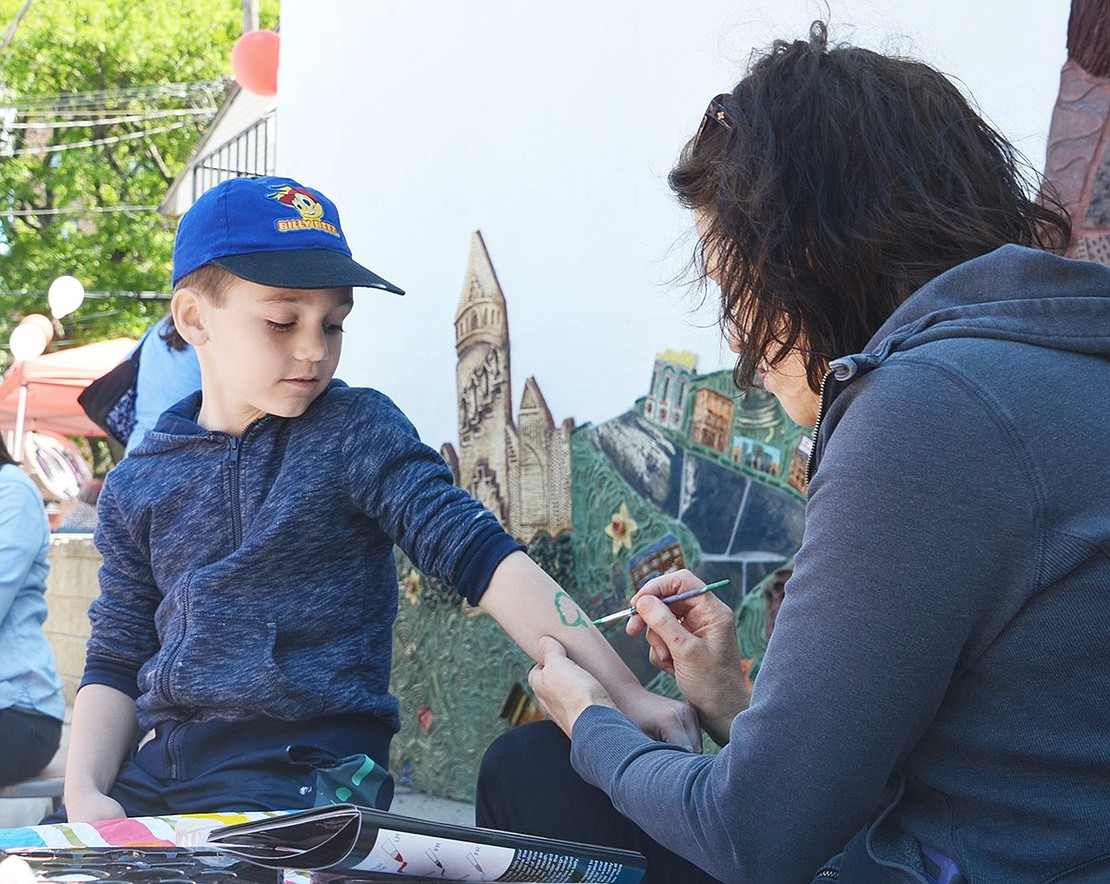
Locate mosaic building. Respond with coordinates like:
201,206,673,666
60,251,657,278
397,233,810,801
637,351,808,496
440,232,572,541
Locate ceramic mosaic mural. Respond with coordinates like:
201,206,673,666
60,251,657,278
388,233,808,799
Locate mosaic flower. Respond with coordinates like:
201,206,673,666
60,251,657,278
401,570,423,605
460,598,485,618
604,501,638,556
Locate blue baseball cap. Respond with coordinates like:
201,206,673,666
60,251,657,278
171,175,404,294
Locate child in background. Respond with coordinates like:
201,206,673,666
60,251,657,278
126,314,201,454
54,479,102,533
61,176,695,822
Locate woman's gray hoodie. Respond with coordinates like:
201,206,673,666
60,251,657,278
571,245,1110,883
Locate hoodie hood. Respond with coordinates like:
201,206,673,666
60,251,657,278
828,245,1110,384
135,379,350,455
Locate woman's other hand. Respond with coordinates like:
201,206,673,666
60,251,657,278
528,636,616,738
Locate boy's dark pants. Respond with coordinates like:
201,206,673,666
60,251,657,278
43,712,393,822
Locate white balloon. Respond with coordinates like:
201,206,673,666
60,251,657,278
48,275,85,319
9,321,48,361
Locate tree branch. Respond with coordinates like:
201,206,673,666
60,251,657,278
0,0,35,60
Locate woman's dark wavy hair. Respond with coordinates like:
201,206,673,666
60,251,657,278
669,21,1072,393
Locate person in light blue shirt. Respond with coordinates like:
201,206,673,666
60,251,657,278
125,315,201,454
0,434,65,786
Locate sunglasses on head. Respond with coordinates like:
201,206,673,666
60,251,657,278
694,93,734,147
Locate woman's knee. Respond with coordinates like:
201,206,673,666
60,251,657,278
479,721,571,788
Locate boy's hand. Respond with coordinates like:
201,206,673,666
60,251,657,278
482,554,699,749
63,685,138,823
64,790,126,823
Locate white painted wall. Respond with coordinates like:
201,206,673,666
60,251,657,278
276,0,1069,448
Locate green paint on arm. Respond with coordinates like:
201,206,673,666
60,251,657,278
554,590,590,627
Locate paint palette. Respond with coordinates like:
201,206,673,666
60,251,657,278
0,848,280,884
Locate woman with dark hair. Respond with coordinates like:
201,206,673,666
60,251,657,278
0,435,65,787
478,23,1110,883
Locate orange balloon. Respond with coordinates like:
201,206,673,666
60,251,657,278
231,29,280,96
22,313,54,347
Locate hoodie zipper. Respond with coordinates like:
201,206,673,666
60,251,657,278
227,436,243,548
157,575,193,779
225,417,269,548
804,367,835,487
158,427,252,778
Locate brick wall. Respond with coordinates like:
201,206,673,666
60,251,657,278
44,535,101,705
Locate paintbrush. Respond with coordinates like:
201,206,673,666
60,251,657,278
590,578,730,626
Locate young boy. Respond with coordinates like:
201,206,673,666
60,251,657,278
62,176,694,822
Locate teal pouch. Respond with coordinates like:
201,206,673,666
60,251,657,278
287,746,394,810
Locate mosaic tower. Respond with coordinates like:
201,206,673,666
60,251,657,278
454,232,514,522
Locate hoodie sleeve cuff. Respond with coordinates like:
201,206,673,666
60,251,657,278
453,522,526,606
80,654,142,699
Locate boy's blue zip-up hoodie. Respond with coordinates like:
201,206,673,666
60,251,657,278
569,246,1110,883
84,382,523,734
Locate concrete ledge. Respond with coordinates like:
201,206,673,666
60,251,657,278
0,777,64,802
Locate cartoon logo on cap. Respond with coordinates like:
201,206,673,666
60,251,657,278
268,185,340,237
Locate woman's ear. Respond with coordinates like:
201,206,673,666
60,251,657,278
171,288,208,347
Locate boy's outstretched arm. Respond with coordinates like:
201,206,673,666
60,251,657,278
63,684,140,822
347,396,699,748
479,551,701,750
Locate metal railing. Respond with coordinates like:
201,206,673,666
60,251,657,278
190,115,274,199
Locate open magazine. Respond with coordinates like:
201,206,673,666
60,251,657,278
204,803,647,883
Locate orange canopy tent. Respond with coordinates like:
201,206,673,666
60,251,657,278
0,338,136,437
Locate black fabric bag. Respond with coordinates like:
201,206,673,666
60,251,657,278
77,342,142,446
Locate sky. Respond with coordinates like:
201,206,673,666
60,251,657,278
277,0,1071,449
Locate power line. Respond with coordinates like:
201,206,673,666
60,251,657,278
2,120,193,156
3,205,160,217
4,108,216,129
1,81,227,113
5,106,215,119
0,288,168,300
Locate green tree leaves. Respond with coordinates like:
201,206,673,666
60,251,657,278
0,0,277,363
